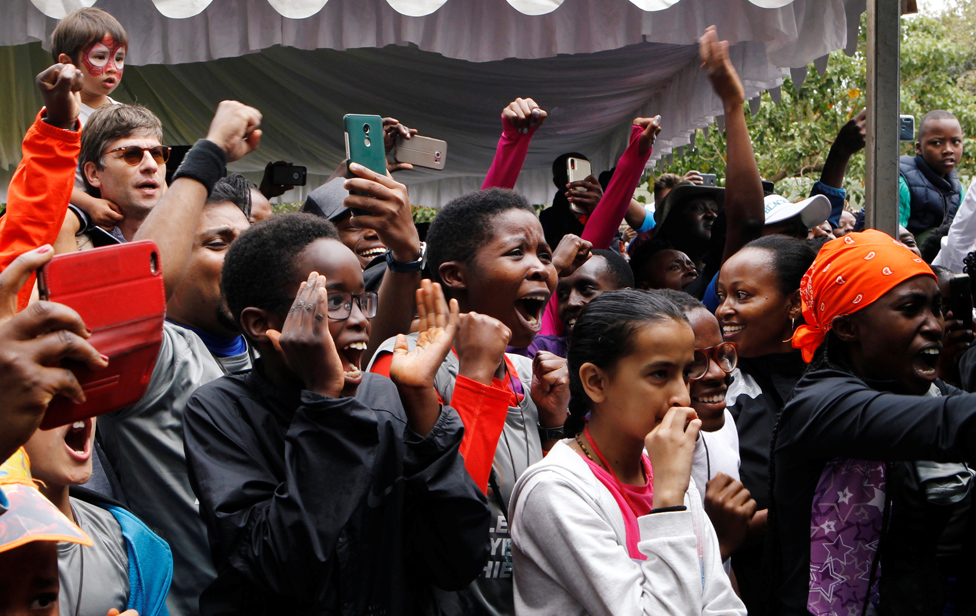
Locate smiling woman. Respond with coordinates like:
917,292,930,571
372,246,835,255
770,230,976,615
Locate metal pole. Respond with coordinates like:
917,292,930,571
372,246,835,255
864,0,901,237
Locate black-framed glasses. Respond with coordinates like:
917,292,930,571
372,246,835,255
102,145,171,166
689,342,738,380
326,292,377,320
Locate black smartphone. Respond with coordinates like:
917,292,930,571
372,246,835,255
761,179,775,196
950,274,973,323
271,163,307,186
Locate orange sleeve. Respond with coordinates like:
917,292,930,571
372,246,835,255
0,109,81,311
371,350,512,494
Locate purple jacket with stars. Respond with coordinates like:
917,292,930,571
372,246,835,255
770,368,976,616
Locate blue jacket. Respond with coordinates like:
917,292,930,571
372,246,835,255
899,154,962,235
72,487,173,616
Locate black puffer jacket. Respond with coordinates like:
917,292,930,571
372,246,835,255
900,154,962,236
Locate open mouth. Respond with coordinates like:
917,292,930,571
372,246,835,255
515,293,549,332
357,247,386,261
913,346,941,380
136,180,158,193
63,419,92,461
339,340,367,384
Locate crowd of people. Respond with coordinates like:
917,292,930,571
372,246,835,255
2,7,976,616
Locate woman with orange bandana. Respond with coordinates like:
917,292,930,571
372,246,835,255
770,229,976,616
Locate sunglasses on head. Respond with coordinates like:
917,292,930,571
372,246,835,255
103,145,171,166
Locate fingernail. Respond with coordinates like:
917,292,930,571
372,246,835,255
532,109,540,116
100,354,110,362
37,245,51,254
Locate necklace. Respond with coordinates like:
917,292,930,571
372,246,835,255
575,433,600,466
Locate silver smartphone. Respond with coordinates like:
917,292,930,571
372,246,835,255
394,135,447,170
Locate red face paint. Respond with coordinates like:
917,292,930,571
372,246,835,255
81,34,125,81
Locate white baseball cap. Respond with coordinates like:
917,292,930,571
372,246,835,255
763,194,831,229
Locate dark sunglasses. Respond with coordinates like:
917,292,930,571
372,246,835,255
689,342,738,379
103,145,171,166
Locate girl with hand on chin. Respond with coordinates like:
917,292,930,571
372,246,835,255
509,289,745,615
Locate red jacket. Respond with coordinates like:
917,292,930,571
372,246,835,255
0,109,80,310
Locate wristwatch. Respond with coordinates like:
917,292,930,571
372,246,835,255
538,423,566,441
386,241,427,273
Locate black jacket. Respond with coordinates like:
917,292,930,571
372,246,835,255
771,368,976,616
183,364,490,616
900,154,962,236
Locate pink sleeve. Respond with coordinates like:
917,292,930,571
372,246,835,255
481,116,538,190
581,125,651,249
538,125,650,337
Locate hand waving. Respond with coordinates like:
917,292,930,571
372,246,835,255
390,280,460,390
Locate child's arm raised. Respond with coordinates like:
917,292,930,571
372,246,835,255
482,97,547,190
0,63,83,310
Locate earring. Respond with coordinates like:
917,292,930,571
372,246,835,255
782,317,796,343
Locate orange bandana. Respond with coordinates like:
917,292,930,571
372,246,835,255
791,229,935,362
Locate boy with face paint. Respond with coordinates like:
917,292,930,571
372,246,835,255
51,8,131,233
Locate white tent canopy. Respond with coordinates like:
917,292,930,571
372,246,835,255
0,0,864,205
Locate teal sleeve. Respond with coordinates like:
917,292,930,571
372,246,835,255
899,176,911,229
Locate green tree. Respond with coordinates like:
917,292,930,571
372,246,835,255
653,3,976,209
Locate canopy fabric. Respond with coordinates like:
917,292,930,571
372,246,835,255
0,0,864,205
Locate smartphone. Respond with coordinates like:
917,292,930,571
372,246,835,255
394,135,447,170
344,114,386,216
36,241,166,429
761,179,775,196
701,173,717,187
567,157,591,187
900,115,916,142
271,163,307,187
950,274,973,323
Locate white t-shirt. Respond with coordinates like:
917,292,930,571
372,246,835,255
691,409,741,506
75,96,120,189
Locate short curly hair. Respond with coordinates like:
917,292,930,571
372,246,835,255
426,188,537,285
221,213,339,332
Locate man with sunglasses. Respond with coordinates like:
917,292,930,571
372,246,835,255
62,103,169,249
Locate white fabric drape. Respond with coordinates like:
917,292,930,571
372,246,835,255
0,0,863,205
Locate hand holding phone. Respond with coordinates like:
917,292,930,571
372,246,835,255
36,241,165,429
394,135,447,170
344,114,387,216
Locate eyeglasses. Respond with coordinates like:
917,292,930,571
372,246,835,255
326,292,378,320
688,342,738,380
102,145,171,166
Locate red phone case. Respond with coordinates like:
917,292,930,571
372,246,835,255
37,241,165,429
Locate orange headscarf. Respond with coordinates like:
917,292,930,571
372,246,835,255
791,229,935,362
